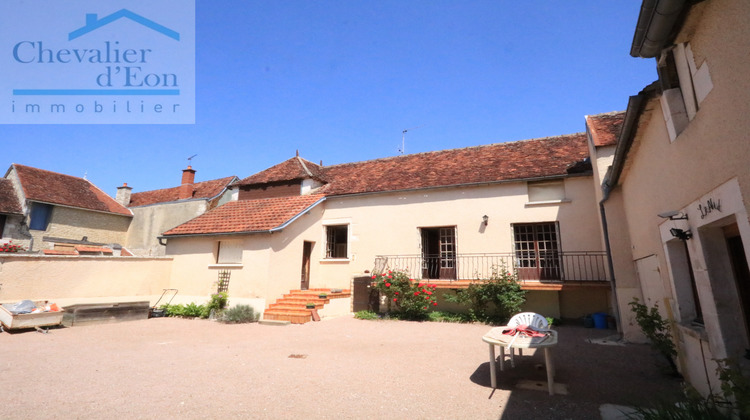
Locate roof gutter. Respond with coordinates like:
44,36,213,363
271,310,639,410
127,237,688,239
630,0,690,58
605,82,660,190
157,196,326,243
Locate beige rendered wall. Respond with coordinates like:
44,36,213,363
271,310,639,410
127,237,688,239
165,204,326,311
607,0,750,394
319,176,604,281
0,255,172,307
127,200,209,256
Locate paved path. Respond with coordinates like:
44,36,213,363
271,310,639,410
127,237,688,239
0,316,682,419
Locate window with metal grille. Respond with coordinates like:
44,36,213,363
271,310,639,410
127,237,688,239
325,225,348,259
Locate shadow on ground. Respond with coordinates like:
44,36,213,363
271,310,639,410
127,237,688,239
471,324,684,420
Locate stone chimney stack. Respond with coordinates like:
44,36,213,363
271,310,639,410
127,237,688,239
116,182,132,206
179,165,196,199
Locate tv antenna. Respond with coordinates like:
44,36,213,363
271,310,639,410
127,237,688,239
187,154,197,165
399,126,422,154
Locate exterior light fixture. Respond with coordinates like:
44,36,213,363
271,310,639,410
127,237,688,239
482,215,489,226
658,210,688,220
670,228,693,241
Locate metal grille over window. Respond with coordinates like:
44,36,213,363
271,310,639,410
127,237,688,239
217,270,230,293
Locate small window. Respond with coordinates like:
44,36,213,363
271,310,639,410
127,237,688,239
527,180,565,203
217,239,242,264
325,225,348,259
29,203,52,231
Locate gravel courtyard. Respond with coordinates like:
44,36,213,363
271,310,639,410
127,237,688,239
0,316,682,419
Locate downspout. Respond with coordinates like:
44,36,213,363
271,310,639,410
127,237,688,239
599,178,621,332
598,84,658,333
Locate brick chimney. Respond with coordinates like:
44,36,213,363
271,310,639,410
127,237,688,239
179,165,196,199
116,182,132,206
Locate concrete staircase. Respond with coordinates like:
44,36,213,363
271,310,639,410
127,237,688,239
263,288,351,324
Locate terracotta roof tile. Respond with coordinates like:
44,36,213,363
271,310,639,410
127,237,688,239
162,194,325,236
320,133,589,196
234,157,324,186
75,245,113,253
0,178,23,215
12,164,131,216
586,111,625,147
129,176,237,207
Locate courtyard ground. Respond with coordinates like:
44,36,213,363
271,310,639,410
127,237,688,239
0,316,683,419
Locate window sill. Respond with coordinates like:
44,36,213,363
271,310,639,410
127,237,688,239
208,264,243,269
676,322,708,341
321,258,350,263
525,199,571,207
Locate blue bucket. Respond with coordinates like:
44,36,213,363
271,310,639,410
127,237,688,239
593,312,608,329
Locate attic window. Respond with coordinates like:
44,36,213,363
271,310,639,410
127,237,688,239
527,180,566,204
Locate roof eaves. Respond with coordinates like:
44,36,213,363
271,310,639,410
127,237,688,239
605,82,661,190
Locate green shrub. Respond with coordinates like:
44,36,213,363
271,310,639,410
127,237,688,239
161,302,207,318
427,311,472,323
444,265,526,324
373,270,438,321
629,298,678,374
220,304,259,323
354,310,379,320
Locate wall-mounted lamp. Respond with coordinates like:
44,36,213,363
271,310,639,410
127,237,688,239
670,228,693,241
658,210,688,220
482,215,489,226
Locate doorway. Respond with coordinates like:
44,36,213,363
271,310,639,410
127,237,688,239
725,224,750,342
421,227,456,279
301,241,313,290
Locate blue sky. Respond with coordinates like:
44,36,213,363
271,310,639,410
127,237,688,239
3,1,655,196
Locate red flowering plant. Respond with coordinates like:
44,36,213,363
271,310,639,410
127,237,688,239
0,241,25,253
372,270,438,320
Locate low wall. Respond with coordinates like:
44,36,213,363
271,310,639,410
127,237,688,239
0,255,173,307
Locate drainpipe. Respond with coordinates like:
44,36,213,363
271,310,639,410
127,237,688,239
630,0,691,58
599,180,621,333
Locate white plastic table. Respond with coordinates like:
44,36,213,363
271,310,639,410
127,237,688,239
482,326,558,395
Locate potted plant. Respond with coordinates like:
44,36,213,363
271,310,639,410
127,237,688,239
305,302,316,309
318,293,328,299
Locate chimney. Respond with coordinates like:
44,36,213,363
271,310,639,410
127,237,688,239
179,165,196,199
116,182,132,206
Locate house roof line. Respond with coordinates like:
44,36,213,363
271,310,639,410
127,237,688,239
158,196,325,239
321,133,587,169
323,173,589,199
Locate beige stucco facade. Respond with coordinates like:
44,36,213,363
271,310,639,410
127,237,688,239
166,175,611,319
0,255,172,307
604,0,750,396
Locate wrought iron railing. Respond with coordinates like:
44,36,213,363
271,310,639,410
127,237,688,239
372,251,609,282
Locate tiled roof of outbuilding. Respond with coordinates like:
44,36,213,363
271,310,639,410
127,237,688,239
11,164,131,216
0,178,23,215
586,111,625,147
129,176,237,207
162,194,325,236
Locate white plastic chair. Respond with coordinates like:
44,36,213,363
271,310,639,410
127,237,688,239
506,312,550,367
